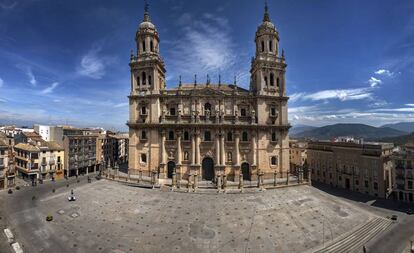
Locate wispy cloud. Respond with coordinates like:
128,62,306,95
0,1,17,10
77,46,113,79
374,69,394,77
406,104,414,107
16,65,37,86
0,77,3,87
291,87,373,102
40,82,59,94
368,77,382,87
113,102,128,108
168,12,236,79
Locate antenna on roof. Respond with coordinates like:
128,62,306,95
194,74,197,87
233,75,237,86
218,74,221,86
179,75,182,87
206,74,210,86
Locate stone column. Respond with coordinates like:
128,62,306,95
161,131,166,165
191,132,196,165
172,171,177,188
196,131,201,165
220,134,225,166
177,132,182,165
215,132,220,166
235,132,240,166
252,132,257,166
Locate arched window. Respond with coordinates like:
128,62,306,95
227,152,232,162
204,131,211,141
142,72,146,85
271,156,277,165
150,40,154,52
168,131,175,140
240,108,247,117
261,41,265,52
269,40,273,52
242,131,248,142
148,75,152,85
270,73,275,86
141,153,147,163
272,132,277,142
141,106,147,115
184,131,189,141
276,77,280,87
227,132,233,142
141,130,147,140
264,76,268,86
142,41,146,52
204,103,211,112
169,107,176,116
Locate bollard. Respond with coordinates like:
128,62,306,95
274,171,278,186
172,171,177,189
239,173,244,190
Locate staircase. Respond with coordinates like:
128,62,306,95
314,217,393,253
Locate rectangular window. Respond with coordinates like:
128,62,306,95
408,181,413,190
374,182,378,190
141,154,147,163
240,108,246,117
365,180,369,188
271,107,276,116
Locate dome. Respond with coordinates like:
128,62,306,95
139,21,155,30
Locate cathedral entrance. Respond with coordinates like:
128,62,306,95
241,162,250,181
202,157,214,181
167,161,175,179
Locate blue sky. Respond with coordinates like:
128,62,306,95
0,0,413,131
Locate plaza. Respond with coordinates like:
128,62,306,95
1,177,410,253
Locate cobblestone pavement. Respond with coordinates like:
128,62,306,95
0,179,390,253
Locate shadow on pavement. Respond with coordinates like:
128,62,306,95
311,181,414,212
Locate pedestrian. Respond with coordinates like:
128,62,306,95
363,245,367,253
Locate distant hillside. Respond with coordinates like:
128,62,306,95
295,123,407,140
379,132,414,146
381,122,414,133
290,124,317,137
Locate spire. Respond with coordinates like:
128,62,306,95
143,0,151,22
263,1,270,22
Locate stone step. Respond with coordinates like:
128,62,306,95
317,218,382,252
337,219,392,253
315,217,392,253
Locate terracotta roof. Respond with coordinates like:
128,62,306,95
23,132,43,141
15,143,40,152
0,139,7,147
45,141,64,151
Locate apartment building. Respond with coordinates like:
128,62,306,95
308,140,394,198
392,144,414,203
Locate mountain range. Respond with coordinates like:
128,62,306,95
291,123,407,140
380,122,414,133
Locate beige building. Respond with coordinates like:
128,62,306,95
289,140,307,174
14,140,65,181
308,141,394,198
392,144,414,203
127,4,290,184
0,139,10,189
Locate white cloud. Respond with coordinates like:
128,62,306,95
0,98,6,103
77,47,113,79
0,77,3,87
168,13,236,79
113,102,128,108
373,107,414,113
375,69,394,77
301,87,373,102
40,82,59,94
368,77,382,87
405,104,414,107
16,65,37,86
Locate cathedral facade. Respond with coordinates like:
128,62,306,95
127,4,290,185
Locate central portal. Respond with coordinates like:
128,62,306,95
202,157,215,181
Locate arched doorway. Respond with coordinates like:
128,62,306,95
241,162,250,181
202,157,214,181
167,161,175,179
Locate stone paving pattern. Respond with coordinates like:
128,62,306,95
4,180,378,253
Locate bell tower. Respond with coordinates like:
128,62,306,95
130,2,166,95
250,3,286,96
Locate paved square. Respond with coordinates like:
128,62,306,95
3,180,380,253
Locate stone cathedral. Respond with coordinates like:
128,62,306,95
127,4,290,185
